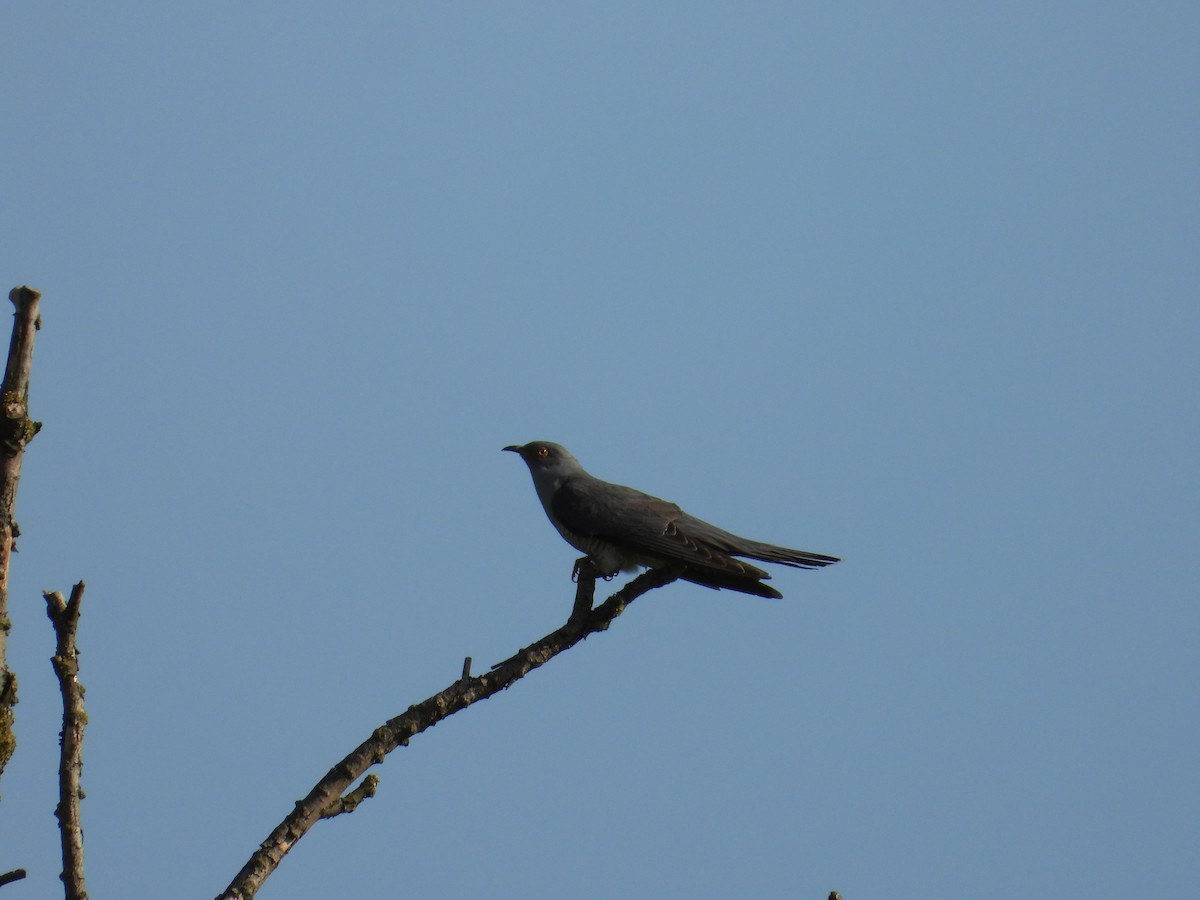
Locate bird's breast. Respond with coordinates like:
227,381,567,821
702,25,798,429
552,521,639,575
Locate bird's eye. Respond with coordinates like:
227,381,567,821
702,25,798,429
536,446,549,458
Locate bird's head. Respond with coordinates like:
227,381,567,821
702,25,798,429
502,441,581,476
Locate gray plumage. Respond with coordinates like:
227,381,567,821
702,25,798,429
503,441,839,599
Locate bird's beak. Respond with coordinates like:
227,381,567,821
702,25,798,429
502,444,523,454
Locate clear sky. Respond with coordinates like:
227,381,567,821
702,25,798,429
3,3,1198,898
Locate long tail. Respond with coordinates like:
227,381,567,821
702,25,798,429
680,569,784,599
740,542,841,570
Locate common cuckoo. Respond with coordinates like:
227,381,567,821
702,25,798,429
504,441,839,599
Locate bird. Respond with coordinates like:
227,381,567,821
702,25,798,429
503,441,839,599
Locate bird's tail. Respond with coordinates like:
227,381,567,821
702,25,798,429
739,542,841,570
680,569,784,599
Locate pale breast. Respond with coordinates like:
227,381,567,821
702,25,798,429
552,521,640,575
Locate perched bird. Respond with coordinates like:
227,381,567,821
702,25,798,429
503,441,839,599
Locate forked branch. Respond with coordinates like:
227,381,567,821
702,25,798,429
45,582,88,900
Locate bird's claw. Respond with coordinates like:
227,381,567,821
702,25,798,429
572,557,613,583
571,557,589,583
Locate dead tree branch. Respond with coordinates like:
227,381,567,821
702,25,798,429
45,582,88,900
318,774,378,821
0,285,42,784
0,869,27,888
216,563,681,900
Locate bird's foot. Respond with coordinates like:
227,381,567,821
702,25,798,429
571,557,614,583
571,557,591,583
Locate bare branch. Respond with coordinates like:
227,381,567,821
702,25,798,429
0,285,42,784
45,582,88,900
318,775,379,820
216,564,681,900
0,869,27,888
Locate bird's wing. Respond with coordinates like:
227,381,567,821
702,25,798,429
552,476,772,580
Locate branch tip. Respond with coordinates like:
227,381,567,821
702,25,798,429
46,581,88,898
7,286,41,308
0,869,27,888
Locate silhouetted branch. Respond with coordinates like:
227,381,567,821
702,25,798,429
216,564,681,900
45,582,88,900
0,869,27,888
0,285,42,784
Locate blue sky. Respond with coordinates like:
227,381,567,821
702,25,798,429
3,3,1198,898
